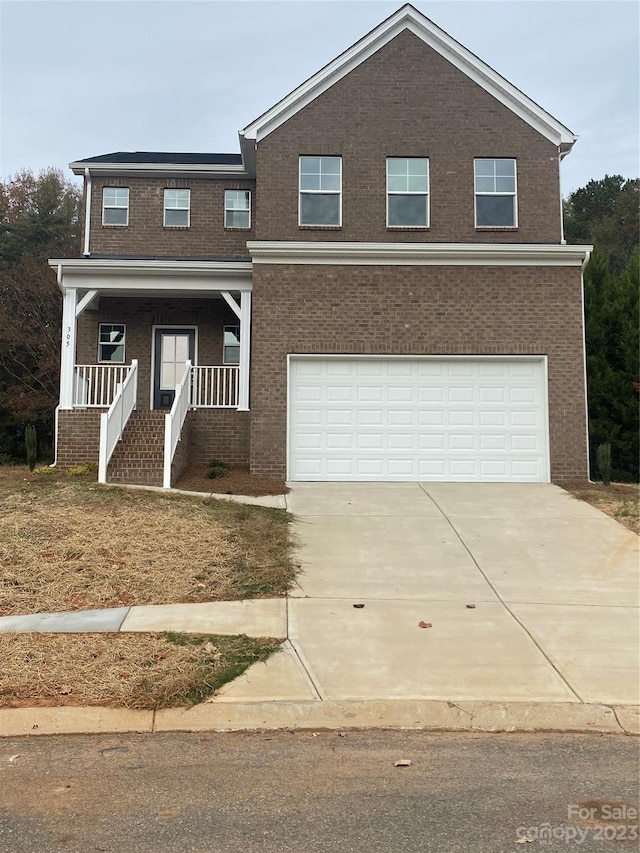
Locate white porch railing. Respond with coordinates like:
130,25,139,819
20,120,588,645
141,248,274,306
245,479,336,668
192,365,239,408
164,360,192,489
98,360,138,484
74,364,130,408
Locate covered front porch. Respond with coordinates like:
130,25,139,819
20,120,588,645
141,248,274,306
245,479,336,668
50,258,253,486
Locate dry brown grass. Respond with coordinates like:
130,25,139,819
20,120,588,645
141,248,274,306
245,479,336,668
562,481,639,534
0,466,296,616
0,632,281,709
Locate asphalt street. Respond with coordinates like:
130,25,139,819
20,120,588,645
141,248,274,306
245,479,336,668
0,731,637,852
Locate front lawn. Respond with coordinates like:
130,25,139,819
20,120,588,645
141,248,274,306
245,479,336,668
0,466,296,616
0,632,281,709
562,481,639,534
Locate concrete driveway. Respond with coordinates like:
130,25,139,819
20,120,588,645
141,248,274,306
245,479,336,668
220,483,639,710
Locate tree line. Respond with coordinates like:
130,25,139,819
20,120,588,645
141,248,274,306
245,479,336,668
0,169,637,480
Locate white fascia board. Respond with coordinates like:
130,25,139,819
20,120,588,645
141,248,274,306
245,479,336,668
70,162,250,178
48,259,253,293
242,6,576,150
247,241,593,267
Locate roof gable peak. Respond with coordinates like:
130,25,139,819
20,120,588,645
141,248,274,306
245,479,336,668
240,4,576,156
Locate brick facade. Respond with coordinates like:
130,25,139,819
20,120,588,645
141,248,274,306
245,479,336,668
249,264,588,481
57,410,103,470
189,409,250,466
88,175,255,257
255,31,562,245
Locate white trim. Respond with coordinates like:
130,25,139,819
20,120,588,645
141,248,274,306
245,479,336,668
50,258,252,277
238,292,252,411
83,169,91,256
75,289,99,317
247,241,593,267
298,156,342,228
580,257,592,481
221,291,242,319
59,289,78,409
286,353,551,483
102,186,130,227
224,189,251,229
163,188,190,228
71,161,250,178
242,5,576,151
150,325,198,410
474,159,518,229
386,157,430,229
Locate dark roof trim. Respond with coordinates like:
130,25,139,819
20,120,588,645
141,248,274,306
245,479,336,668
74,152,243,165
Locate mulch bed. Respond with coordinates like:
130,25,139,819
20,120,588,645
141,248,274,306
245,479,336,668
174,464,289,496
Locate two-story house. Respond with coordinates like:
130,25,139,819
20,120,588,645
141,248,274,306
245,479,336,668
50,4,592,487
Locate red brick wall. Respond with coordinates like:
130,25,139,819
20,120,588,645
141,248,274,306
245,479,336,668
57,410,103,469
255,30,562,244
189,409,250,466
76,297,238,409
249,264,588,481
88,175,255,257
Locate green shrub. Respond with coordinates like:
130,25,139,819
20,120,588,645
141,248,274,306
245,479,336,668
206,459,229,479
66,462,98,477
596,442,612,485
24,424,37,472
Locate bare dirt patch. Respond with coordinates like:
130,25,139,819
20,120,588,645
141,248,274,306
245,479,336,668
0,466,295,616
0,632,281,709
174,464,289,496
562,481,639,534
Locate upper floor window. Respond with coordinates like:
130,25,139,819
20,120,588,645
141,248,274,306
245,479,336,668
102,187,129,226
98,323,125,363
387,158,429,227
223,325,240,364
474,159,517,227
224,190,251,228
299,156,341,226
164,188,190,227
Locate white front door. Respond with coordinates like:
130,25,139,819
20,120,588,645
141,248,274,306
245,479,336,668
153,328,195,410
288,356,549,482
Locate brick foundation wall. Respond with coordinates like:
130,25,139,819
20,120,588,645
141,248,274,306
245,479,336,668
57,410,103,469
189,409,250,466
88,175,255,257
249,264,589,481
256,30,562,245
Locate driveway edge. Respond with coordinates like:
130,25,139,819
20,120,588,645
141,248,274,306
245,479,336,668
2,700,636,738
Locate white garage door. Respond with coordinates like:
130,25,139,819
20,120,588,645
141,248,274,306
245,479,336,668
288,357,549,482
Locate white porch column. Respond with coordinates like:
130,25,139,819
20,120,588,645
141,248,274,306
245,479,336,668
238,291,252,411
59,287,78,409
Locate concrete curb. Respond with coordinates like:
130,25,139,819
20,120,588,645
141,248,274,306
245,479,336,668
2,700,637,738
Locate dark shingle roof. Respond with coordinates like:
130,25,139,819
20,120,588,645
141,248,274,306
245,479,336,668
74,152,243,165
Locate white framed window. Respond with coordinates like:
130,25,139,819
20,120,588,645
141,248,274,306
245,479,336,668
223,325,240,364
387,158,429,227
474,159,517,227
164,188,190,227
98,324,125,363
224,190,251,228
299,156,341,226
102,187,129,226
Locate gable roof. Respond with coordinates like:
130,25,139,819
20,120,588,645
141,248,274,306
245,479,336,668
240,4,577,163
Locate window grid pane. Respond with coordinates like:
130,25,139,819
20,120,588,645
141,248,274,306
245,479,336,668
98,324,125,363
387,158,429,227
299,156,341,226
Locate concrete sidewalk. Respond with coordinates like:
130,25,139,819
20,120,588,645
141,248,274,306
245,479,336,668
1,482,638,737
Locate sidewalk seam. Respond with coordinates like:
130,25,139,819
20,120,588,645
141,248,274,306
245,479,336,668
286,596,325,700
417,483,585,704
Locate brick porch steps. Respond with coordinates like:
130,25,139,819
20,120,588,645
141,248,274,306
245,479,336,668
107,411,166,486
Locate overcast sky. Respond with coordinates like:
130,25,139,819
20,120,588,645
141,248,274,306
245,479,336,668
1,0,638,195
